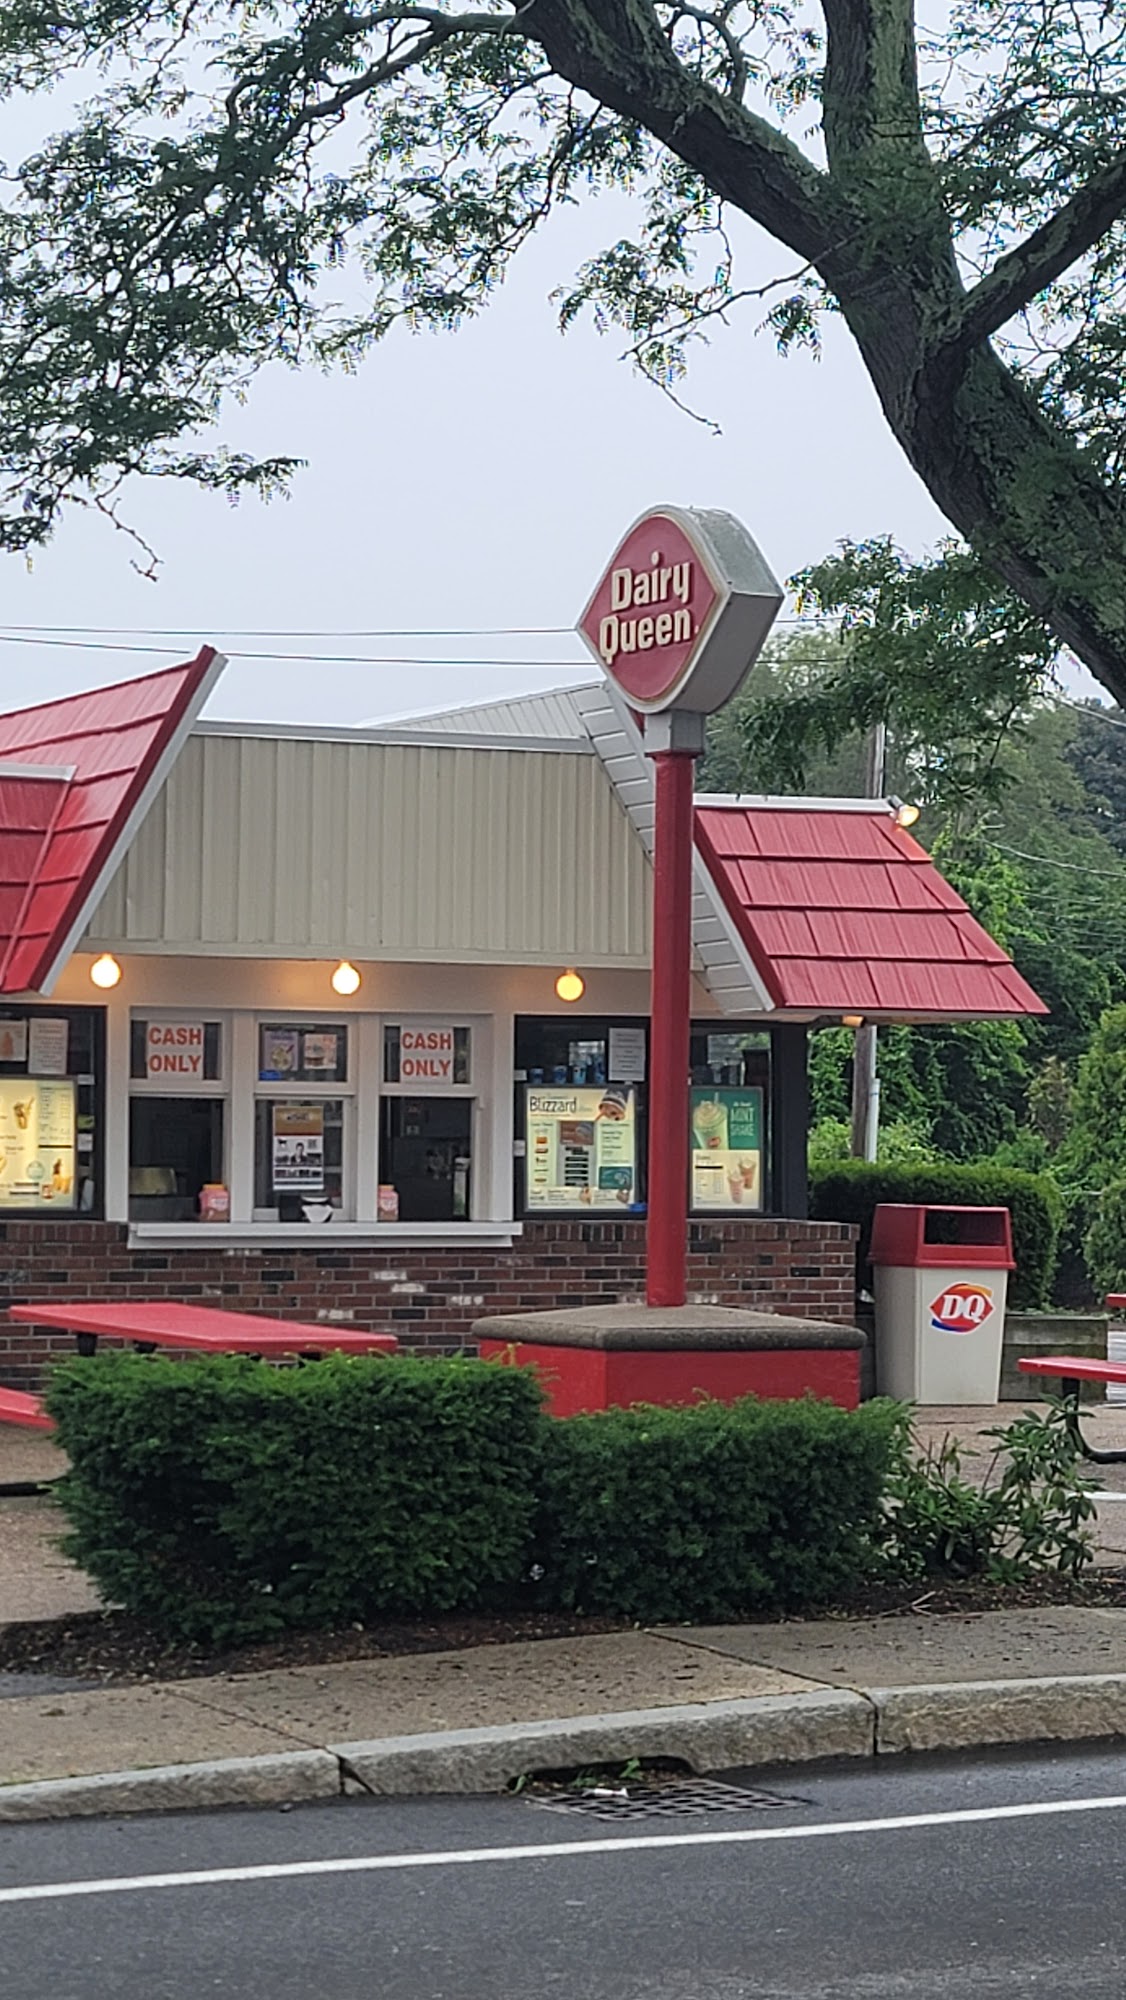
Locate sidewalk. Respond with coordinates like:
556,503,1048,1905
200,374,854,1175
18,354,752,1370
4,1405,1126,1819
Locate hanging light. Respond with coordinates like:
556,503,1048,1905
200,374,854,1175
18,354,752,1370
555,968,585,1003
895,801,921,829
841,1013,864,1029
331,960,361,996
89,953,122,990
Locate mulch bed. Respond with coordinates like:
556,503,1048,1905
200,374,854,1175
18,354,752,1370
4,1569,1126,1686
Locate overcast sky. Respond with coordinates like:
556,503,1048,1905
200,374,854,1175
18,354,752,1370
0,191,1089,727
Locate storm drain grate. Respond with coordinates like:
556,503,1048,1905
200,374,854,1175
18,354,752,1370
526,1778,803,1820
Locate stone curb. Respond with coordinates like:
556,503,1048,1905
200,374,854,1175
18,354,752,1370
333,1691,874,1795
6,1676,1126,1821
0,1749,340,1822
871,1675,1126,1755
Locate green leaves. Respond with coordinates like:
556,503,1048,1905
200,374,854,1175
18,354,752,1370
733,538,1060,811
533,1394,904,1622
46,1350,545,1648
810,1158,1064,1309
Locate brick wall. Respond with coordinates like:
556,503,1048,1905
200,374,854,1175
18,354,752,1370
0,1217,858,1389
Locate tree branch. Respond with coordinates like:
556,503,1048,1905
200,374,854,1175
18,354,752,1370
523,0,848,263
951,151,1126,354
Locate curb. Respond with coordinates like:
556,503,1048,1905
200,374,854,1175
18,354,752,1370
334,1691,873,1795
4,1676,1126,1822
0,1750,340,1823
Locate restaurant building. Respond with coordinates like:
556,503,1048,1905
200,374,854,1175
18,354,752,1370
0,650,1044,1386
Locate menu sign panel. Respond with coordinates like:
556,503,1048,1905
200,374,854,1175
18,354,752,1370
690,1087,764,1211
0,1078,77,1211
272,1102,326,1192
525,1085,636,1210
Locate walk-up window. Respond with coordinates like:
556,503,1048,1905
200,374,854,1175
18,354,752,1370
0,1004,104,1216
379,1020,475,1222
128,1015,227,1220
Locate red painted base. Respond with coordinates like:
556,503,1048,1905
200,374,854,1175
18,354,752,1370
478,1340,860,1417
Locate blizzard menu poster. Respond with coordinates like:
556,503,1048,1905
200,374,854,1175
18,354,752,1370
525,1086,636,1209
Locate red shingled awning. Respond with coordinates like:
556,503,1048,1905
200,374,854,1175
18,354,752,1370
0,650,223,994
694,802,1047,1020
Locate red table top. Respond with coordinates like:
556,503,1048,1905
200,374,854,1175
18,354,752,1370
1018,1356,1126,1384
9,1301,397,1356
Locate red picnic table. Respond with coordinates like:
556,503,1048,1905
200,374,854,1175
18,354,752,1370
0,1302,398,1437
1018,1354,1126,1464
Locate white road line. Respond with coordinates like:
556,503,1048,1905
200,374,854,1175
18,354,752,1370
4,1793,1126,1905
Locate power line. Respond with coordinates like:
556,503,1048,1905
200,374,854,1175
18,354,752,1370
0,633,590,667
995,842,1126,879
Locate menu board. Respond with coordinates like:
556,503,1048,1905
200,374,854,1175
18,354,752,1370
0,1078,77,1211
525,1085,636,1210
690,1087,764,1211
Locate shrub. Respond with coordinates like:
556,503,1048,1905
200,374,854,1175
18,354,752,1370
1084,1178,1126,1299
531,1394,906,1623
46,1351,544,1648
877,1405,1096,1583
810,1159,1062,1309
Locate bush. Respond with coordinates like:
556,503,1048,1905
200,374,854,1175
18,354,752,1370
877,1405,1096,1583
810,1159,1062,1309
531,1394,905,1623
46,1351,544,1648
1085,1178,1126,1299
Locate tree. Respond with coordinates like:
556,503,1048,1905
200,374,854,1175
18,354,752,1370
736,540,1059,811
3,2,1126,692
1065,1004,1126,1190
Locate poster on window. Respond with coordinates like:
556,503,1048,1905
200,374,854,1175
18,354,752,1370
272,1102,325,1191
525,1085,636,1209
0,1020,28,1065
28,1018,68,1076
690,1087,764,1211
260,1030,300,1080
0,1078,77,1210
301,1031,339,1074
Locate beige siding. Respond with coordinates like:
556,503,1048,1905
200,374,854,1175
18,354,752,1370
84,733,651,963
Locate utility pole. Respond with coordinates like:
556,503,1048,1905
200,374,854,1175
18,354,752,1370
850,721,886,1161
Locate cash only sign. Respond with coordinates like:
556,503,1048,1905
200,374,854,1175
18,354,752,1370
577,506,783,1307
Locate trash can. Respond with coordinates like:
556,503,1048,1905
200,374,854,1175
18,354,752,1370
870,1205,1015,1405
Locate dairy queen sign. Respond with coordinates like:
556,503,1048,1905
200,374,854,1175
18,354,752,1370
577,504,782,1307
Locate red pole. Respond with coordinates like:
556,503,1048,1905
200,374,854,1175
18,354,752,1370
647,747,696,1307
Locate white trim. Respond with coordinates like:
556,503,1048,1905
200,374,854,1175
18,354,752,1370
696,792,894,814
0,759,76,782
191,718,592,755
127,1220,520,1249
571,681,775,1018
39,650,228,997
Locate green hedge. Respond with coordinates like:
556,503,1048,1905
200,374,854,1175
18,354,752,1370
810,1160,1062,1309
533,1394,903,1623
46,1353,908,1646
46,1352,544,1647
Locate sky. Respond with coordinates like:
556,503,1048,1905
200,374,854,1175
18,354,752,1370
0,181,1090,729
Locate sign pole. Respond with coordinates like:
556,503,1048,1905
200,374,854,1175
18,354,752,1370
647,741,696,1307
576,505,782,1311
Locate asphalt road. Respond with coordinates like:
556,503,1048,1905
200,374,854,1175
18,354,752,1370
4,1747,1126,1998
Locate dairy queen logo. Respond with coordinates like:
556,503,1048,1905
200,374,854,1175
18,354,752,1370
930,1282,995,1335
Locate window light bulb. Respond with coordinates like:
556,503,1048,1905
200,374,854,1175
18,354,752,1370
331,960,361,996
555,969,585,1003
90,953,122,989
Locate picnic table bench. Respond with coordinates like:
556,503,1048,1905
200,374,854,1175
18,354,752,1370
0,1301,398,1434
1018,1356,1126,1464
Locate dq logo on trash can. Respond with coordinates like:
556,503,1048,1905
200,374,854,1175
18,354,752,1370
929,1282,995,1335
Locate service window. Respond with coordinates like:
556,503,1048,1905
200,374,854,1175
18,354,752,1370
254,1020,352,1219
514,1017,647,1215
0,1005,104,1216
128,1015,227,1221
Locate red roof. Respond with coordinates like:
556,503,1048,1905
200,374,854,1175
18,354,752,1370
694,803,1047,1019
0,651,223,994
